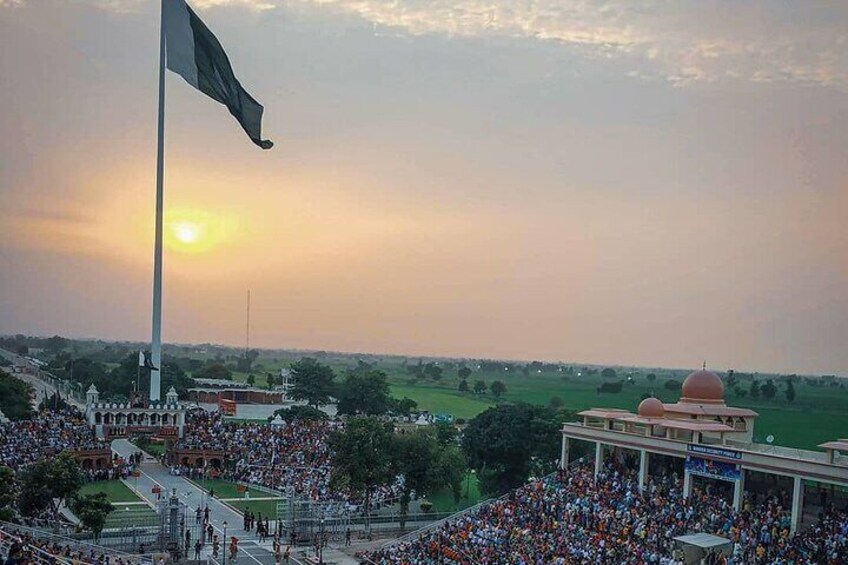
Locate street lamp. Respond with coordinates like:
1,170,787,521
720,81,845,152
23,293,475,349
222,521,228,565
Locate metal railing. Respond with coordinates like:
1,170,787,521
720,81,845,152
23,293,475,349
0,521,154,564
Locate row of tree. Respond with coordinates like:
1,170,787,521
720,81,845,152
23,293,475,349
288,358,418,416
733,378,796,402
457,378,507,397
329,418,464,531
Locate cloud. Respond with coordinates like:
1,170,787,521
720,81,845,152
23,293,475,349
5,0,847,88
289,0,848,88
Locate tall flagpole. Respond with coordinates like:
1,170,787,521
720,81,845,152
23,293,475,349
150,0,166,402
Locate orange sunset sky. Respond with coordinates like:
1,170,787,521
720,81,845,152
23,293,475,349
1,1,847,374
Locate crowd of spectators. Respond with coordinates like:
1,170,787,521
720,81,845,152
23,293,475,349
0,526,147,565
0,408,106,472
362,461,848,565
174,410,402,509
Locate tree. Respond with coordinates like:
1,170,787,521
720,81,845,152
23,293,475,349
0,373,33,421
194,363,232,381
600,368,617,379
548,396,564,410
725,370,737,388
490,380,507,399
392,397,418,416
664,379,681,391
393,431,436,532
462,403,560,495
329,417,396,532
423,363,443,381
236,349,260,373
336,368,392,416
785,379,796,403
160,360,195,398
432,421,458,447
458,379,469,393
393,428,466,530
473,380,487,395
597,381,623,393
44,335,68,354
270,405,327,422
646,373,657,382
246,374,256,386
18,452,84,522
749,380,761,399
458,366,472,380
761,379,777,400
71,493,113,540
289,358,336,408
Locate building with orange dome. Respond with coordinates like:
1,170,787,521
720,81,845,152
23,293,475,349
560,368,848,534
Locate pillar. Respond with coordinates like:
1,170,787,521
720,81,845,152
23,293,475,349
638,450,649,493
560,435,569,470
683,468,692,500
791,476,804,534
733,469,745,511
594,442,603,481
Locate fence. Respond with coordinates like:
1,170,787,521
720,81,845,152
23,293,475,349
3,493,204,557
0,521,154,565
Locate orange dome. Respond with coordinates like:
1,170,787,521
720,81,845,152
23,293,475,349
681,370,724,404
637,397,665,418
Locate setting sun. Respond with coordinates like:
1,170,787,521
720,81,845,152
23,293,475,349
164,208,237,253
174,222,200,244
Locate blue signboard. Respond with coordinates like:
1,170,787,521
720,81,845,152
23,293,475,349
685,456,740,482
687,444,741,461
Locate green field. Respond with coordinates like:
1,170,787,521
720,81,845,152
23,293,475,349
382,366,848,452
78,480,144,504
390,383,494,420
105,506,159,528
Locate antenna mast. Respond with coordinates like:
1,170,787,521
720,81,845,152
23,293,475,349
246,289,251,354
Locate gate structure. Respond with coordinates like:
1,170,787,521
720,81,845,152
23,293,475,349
277,497,350,545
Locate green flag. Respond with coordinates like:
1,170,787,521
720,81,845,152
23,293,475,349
163,0,273,149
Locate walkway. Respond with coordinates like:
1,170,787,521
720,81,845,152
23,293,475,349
111,440,316,565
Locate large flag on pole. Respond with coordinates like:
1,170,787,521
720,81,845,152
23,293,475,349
163,0,273,149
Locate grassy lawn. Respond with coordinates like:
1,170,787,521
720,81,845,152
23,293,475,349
427,472,482,513
390,383,494,420
192,478,268,500
227,499,285,518
78,480,144,504
105,506,159,528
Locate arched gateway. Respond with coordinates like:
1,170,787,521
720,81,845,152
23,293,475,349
84,384,188,441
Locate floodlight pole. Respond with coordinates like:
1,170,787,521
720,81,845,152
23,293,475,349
150,0,166,402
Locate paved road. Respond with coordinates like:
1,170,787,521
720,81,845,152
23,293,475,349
111,440,313,565
1,367,86,411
